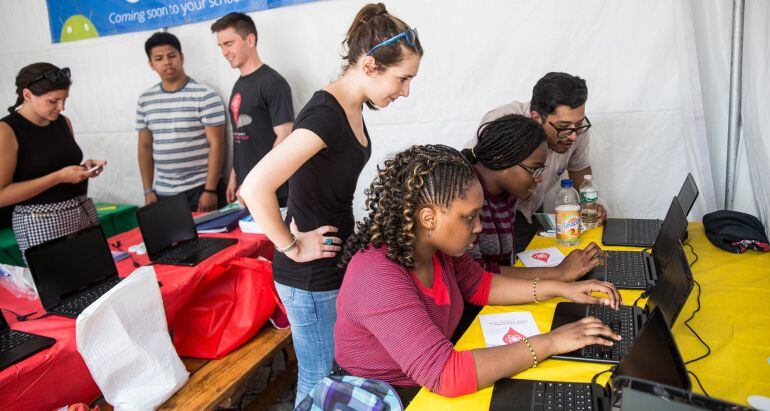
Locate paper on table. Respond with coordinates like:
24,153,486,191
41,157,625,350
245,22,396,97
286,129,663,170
517,246,565,267
479,311,541,347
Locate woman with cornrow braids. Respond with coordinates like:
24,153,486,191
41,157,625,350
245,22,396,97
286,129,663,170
334,144,621,404
240,3,422,405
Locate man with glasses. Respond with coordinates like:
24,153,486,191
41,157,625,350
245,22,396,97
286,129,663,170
468,72,605,253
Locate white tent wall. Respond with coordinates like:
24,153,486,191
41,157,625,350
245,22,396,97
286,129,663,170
0,0,725,223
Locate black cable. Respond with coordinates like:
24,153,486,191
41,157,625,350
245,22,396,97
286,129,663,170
684,242,699,268
111,240,140,268
688,370,709,397
1,307,49,321
632,289,651,309
591,367,614,385
681,243,711,365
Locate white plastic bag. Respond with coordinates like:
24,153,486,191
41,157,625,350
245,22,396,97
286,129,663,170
76,266,188,410
0,263,37,300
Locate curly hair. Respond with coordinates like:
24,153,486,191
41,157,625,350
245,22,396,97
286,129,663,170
461,113,545,170
341,144,477,271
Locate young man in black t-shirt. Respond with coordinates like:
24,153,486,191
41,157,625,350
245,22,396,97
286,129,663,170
211,12,294,206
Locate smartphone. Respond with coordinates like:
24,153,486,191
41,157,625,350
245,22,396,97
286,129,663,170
88,165,103,173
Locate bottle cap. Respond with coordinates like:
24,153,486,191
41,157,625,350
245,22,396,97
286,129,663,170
561,179,573,188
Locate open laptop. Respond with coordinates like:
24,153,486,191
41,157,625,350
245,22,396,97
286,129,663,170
490,307,690,411
136,193,237,266
581,197,687,289
26,225,122,319
614,376,751,411
550,243,693,364
0,310,55,370
603,173,698,247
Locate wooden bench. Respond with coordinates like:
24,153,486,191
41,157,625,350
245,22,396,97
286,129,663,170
159,327,295,410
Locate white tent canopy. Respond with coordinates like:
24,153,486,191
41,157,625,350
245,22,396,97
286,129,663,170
1,0,767,235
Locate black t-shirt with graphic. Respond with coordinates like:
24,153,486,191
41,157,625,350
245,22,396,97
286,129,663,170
272,90,372,291
229,64,294,206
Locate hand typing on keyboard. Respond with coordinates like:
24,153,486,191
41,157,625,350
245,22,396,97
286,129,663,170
547,316,621,356
553,242,608,282
557,279,622,309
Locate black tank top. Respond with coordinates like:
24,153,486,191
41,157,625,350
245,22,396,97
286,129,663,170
2,111,86,205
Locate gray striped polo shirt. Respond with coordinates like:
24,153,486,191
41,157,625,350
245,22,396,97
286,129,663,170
136,78,226,195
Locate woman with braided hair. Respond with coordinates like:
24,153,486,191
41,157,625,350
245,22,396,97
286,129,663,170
240,3,422,405
334,144,621,402
461,113,606,280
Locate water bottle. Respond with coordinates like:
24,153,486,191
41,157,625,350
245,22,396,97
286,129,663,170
579,175,599,229
556,179,581,247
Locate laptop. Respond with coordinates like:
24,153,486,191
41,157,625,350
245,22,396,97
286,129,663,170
614,376,751,411
549,243,693,364
0,310,56,370
26,225,123,319
136,193,237,266
603,173,698,247
581,197,687,289
490,307,690,411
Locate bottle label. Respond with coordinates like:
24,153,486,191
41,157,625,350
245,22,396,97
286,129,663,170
580,190,598,203
556,205,581,241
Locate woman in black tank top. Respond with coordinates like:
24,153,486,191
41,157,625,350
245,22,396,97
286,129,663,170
0,63,106,263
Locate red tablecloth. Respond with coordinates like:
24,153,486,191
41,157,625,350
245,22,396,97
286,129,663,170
0,228,273,410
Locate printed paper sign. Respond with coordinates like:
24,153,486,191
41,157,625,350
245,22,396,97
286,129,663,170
516,247,565,267
479,312,541,348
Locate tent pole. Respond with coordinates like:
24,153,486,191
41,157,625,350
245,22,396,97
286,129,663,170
725,0,744,210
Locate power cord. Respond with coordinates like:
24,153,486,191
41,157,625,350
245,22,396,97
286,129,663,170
111,240,140,268
681,243,711,365
688,370,710,397
1,307,49,322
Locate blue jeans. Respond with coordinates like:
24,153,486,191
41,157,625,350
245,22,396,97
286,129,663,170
274,282,338,407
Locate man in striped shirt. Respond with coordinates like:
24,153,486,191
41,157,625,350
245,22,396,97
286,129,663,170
137,32,227,211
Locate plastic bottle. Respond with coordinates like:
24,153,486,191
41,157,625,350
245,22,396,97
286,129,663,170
556,179,581,246
579,175,599,229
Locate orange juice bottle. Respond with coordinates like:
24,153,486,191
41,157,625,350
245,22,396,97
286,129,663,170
556,179,581,246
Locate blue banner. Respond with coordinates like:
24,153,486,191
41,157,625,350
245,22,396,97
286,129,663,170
46,0,315,43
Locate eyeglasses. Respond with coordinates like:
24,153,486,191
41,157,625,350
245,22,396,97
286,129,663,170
367,28,419,56
518,163,546,179
27,67,71,88
548,117,591,139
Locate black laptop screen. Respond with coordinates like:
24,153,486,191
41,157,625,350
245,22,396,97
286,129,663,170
613,308,691,391
647,245,693,327
137,194,197,257
0,311,8,332
25,226,118,309
652,197,688,269
676,173,699,216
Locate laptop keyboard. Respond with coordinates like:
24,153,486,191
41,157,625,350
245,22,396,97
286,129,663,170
605,251,647,288
581,305,635,361
0,330,35,353
627,219,660,245
532,381,595,411
51,277,122,317
158,237,222,262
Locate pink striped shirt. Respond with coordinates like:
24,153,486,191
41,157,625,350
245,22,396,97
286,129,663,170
335,246,492,396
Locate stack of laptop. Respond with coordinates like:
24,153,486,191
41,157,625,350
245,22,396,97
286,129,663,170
26,225,122,319
136,193,238,266
581,196,688,290
603,173,698,247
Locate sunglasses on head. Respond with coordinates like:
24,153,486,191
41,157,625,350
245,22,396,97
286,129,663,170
367,28,418,56
27,67,71,88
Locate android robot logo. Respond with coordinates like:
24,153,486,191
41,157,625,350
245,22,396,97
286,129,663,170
60,14,99,42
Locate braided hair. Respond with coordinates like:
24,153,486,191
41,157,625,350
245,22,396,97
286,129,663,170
341,144,477,270
461,114,545,170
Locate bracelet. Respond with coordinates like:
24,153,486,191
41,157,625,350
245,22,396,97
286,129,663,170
532,277,541,303
522,337,538,368
203,188,218,195
143,188,156,196
275,235,297,254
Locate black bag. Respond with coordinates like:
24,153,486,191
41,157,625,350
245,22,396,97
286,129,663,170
703,210,769,254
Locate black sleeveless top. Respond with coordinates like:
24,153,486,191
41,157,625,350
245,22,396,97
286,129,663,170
2,111,86,205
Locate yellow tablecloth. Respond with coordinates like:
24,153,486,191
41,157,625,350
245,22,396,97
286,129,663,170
407,223,770,409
